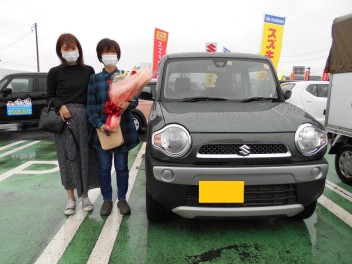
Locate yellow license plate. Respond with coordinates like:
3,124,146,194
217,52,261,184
199,181,244,203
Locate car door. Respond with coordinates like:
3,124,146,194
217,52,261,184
0,75,41,123
32,75,48,118
300,83,328,124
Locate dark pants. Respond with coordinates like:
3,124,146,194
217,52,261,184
96,149,129,201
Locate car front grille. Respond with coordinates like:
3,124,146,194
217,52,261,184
184,184,297,207
197,143,290,158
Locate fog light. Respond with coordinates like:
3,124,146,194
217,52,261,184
161,169,174,182
311,167,321,178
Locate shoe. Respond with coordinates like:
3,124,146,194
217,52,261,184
100,200,113,216
64,199,76,215
117,200,131,215
82,196,94,212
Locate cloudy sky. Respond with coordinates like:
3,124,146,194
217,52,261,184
0,0,350,76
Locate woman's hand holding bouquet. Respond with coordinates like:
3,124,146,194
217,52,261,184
104,67,154,131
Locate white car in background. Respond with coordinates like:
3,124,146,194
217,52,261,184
281,81,329,125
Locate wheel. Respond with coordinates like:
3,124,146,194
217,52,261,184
335,145,352,185
292,201,317,220
133,114,142,133
146,186,170,222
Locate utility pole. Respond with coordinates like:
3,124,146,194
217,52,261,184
33,23,40,72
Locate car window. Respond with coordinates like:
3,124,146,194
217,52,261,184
163,58,277,100
6,78,33,93
306,84,318,96
37,77,47,92
139,82,156,101
317,84,328,97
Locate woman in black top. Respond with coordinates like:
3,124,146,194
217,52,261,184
47,33,99,215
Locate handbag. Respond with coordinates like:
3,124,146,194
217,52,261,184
96,126,124,150
38,100,65,133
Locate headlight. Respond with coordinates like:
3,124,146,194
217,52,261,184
295,124,327,156
152,124,191,157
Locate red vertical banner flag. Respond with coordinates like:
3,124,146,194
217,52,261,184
152,28,169,78
322,71,329,81
304,70,310,81
260,14,286,70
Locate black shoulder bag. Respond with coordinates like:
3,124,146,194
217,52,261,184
38,100,65,133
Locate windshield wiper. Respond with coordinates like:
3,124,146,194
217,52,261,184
182,96,228,102
240,97,276,102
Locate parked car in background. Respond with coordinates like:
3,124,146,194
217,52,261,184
281,81,329,125
0,71,156,133
132,78,156,133
0,72,47,128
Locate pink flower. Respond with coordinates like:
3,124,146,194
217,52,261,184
105,67,154,131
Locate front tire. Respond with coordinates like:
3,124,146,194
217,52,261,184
335,145,352,185
146,186,170,222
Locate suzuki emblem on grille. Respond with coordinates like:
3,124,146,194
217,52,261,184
239,144,251,156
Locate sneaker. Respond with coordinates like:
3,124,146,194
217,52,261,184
100,200,113,216
117,200,131,215
82,196,94,212
64,199,76,215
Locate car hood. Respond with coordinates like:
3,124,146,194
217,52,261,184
158,101,321,133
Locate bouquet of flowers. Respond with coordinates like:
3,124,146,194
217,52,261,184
104,67,154,131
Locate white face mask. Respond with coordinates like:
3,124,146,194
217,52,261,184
102,55,118,67
62,51,79,63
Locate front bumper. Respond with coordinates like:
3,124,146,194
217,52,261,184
146,153,328,219
152,164,328,185
173,204,304,219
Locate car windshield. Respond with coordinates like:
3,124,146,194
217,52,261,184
161,58,278,101
0,77,9,90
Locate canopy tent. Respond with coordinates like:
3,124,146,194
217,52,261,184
325,13,352,73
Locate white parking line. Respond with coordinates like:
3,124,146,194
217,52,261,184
0,140,26,151
325,180,352,203
87,143,146,264
34,188,101,264
0,160,59,182
0,140,40,159
318,195,352,228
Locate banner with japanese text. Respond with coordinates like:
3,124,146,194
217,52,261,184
260,14,286,70
152,28,169,78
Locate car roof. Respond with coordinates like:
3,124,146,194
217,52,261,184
4,72,47,77
163,52,268,61
281,81,328,85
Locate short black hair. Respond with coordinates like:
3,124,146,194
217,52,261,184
96,38,121,63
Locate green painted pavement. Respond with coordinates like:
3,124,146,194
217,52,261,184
58,144,142,264
107,159,352,264
1,139,352,264
0,141,141,264
0,141,67,264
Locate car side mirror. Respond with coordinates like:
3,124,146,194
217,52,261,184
2,88,12,96
283,90,292,100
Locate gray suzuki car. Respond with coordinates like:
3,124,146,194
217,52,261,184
145,52,328,222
